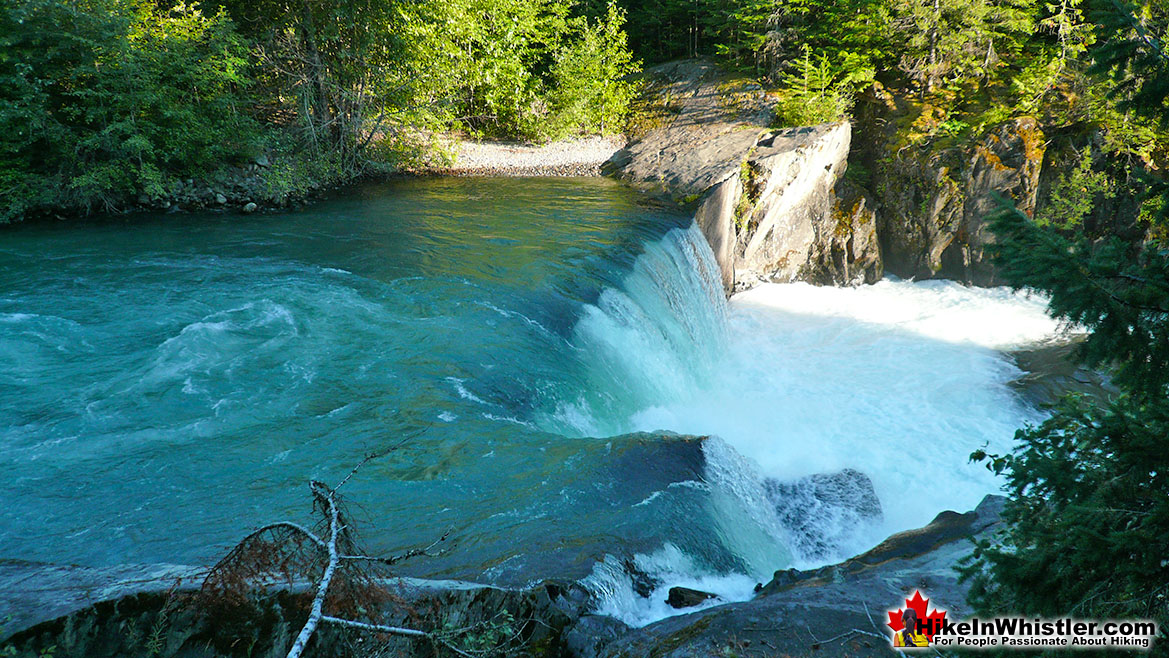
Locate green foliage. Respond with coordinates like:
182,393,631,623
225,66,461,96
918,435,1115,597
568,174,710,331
959,0,1169,629
964,202,1169,631
704,0,775,69
964,393,1169,623
0,0,259,221
1,0,642,222
611,0,1167,176
389,0,640,142
773,47,869,127
217,0,410,165
0,616,56,658
1036,147,1116,231
890,0,1036,92
543,2,641,138
436,610,519,656
392,0,565,139
1088,0,1169,127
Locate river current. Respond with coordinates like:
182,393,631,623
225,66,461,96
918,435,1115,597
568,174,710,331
0,177,1061,625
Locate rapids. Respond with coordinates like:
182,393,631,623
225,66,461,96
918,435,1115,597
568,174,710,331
0,177,1063,626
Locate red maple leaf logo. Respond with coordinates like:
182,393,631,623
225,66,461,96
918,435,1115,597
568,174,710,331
887,590,947,640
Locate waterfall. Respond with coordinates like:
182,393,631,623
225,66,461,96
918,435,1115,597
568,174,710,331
537,222,729,437
0,176,1070,631
560,222,1066,627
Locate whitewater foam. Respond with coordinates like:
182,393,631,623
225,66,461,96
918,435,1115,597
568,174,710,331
626,279,1061,554
567,227,1066,625
583,545,758,628
732,278,1060,349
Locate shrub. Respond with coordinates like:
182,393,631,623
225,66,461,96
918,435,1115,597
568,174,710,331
0,0,259,221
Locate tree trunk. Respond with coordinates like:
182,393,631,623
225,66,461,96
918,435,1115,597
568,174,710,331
299,1,334,148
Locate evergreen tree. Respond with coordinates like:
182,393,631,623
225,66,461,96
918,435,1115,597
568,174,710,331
963,0,1169,632
891,0,1035,92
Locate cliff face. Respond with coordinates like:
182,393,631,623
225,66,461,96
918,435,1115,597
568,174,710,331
605,60,882,293
864,115,1046,285
608,61,1067,291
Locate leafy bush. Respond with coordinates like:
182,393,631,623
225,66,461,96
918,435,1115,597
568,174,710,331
392,0,640,142
542,2,640,138
0,0,259,221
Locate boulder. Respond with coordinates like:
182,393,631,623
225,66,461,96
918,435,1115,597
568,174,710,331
597,495,1006,658
665,586,718,609
606,60,881,293
563,614,632,658
0,560,207,640
765,467,884,562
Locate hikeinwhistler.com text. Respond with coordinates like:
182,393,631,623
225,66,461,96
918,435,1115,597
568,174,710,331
914,617,1158,650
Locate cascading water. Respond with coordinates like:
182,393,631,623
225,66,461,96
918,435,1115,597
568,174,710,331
0,177,1066,630
537,223,728,437
551,227,1064,627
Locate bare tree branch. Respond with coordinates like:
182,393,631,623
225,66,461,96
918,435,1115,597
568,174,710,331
204,437,517,658
339,527,452,566
318,616,478,658
286,481,343,658
318,615,429,638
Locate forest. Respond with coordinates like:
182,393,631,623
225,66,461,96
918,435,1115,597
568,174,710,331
3,0,1169,646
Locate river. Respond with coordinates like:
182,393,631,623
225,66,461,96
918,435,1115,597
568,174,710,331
0,177,1061,625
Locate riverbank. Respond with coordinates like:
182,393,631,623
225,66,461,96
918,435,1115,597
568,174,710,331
6,135,630,224
418,135,626,177
0,495,1005,657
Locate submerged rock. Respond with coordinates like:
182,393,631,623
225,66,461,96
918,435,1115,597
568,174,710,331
1010,339,1117,407
665,586,718,609
623,557,660,599
765,467,884,563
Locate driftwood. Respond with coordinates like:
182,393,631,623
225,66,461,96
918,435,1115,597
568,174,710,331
201,446,511,658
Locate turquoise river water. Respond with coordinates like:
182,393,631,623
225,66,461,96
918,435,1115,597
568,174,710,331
0,177,1063,624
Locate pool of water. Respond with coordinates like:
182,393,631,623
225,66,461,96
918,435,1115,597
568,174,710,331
0,176,1063,625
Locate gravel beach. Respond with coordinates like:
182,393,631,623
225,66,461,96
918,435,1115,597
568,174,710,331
429,136,626,176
